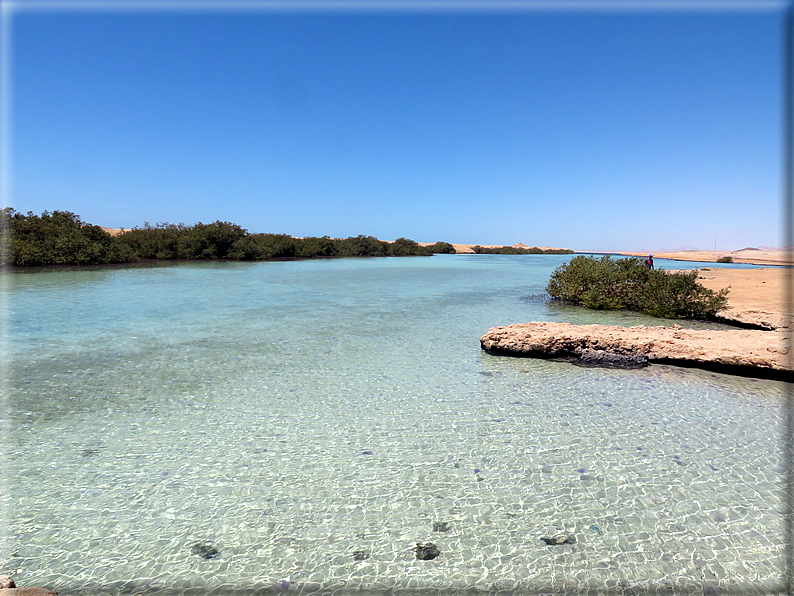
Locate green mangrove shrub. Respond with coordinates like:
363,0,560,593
716,256,733,263
546,255,729,319
1,208,135,266
116,222,186,260
388,237,431,256
334,235,388,257
118,221,247,260
295,236,337,258
427,241,455,254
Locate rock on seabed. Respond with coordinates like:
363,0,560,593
0,577,61,596
480,322,791,381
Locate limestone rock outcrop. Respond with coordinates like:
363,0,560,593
0,577,59,596
480,322,791,381
712,306,784,331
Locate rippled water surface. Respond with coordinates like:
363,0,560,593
1,255,787,595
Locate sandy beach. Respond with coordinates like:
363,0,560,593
616,248,792,267
441,244,792,267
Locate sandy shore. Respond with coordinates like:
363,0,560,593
433,244,792,266
615,248,792,267
440,242,792,266
690,267,789,329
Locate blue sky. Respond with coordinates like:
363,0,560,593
3,1,785,251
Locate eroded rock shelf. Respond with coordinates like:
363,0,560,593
480,321,791,382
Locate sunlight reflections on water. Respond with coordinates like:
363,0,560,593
3,255,786,594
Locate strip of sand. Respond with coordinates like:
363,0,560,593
427,245,792,264
691,267,789,330
616,248,793,267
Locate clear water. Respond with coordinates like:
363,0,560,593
1,255,787,595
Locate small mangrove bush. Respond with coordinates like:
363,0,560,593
2,209,136,266
546,255,730,319
426,241,456,254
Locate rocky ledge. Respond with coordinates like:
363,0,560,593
0,576,57,596
480,322,791,382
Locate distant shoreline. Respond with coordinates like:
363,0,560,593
101,227,789,266
608,249,791,267
418,242,570,254
426,243,791,266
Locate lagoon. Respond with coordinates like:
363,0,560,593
1,254,786,594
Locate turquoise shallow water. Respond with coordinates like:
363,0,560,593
0,254,787,595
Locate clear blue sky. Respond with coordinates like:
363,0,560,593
3,1,785,251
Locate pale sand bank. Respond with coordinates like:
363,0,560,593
615,248,793,267
424,245,792,265
692,268,789,329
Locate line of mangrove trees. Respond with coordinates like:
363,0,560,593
1,209,457,267
0,209,576,267
471,245,573,255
